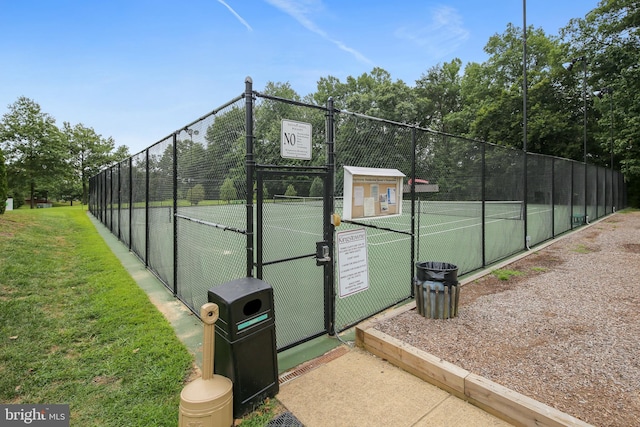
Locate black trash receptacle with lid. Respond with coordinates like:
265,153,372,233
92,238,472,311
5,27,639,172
414,261,459,319
208,277,278,419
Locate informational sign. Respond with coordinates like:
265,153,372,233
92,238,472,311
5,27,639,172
281,119,312,160
337,228,369,298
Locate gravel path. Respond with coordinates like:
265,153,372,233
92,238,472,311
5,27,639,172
375,211,640,427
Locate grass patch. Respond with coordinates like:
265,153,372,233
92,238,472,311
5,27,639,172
530,267,548,273
492,269,524,281
0,207,193,426
236,398,285,426
572,244,591,254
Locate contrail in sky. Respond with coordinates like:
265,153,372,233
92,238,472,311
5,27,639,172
265,0,372,64
217,0,253,31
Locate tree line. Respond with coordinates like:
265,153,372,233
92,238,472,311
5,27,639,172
0,97,128,210
1,0,638,212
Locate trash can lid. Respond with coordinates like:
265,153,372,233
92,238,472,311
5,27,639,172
416,261,458,271
208,277,272,304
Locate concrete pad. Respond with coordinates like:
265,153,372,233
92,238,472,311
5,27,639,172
413,396,511,427
277,347,510,427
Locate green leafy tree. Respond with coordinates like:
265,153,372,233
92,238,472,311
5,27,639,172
284,184,297,197
186,183,205,205
0,97,69,208
562,0,640,206
452,24,581,159
62,122,127,204
415,59,463,133
219,178,237,204
314,67,416,123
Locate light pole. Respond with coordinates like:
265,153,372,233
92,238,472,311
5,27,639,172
594,87,614,168
564,56,588,222
594,87,614,211
564,56,587,165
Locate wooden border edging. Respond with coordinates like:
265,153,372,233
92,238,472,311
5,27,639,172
356,316,593,427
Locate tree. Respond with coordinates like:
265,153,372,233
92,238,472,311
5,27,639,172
451,24,582,159
63,122,128,204
0,97,69,208
186,184,205,205
315,67,416,123
0,148,7,214
561,0,640,206
219,178,237,204
284,184,297,197
415,59,463,132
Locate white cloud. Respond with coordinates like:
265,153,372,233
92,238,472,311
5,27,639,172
217,0,253,31
395,5,470,58
265,0,372,64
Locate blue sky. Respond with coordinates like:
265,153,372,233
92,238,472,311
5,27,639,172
1,0,599,155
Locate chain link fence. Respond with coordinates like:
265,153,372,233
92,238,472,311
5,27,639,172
89,80,627,349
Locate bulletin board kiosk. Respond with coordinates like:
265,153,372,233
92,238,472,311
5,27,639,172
342,166,406,221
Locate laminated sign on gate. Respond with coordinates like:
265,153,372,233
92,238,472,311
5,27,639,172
337,228,369,298
342,166,406,220
281,119,312,160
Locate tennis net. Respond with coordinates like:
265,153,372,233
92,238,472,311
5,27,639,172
415,200,524,220
272,195,344,208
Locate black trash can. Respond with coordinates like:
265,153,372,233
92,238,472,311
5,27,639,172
208,277,279,419
414,261,459,319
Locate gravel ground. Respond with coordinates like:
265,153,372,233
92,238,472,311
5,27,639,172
375,211,640,427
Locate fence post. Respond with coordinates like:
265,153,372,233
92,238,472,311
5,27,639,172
325,97,336,335
481,141,486,267
117,162,121,240
173,132,178,296
109,166,113,232
523,152,528,251
102,170,107,224
551,158,556,238
570,162,575,229
584,163,588,223
410,127,416,298
145,148,150,267
128,156,133,250
245,77,255,278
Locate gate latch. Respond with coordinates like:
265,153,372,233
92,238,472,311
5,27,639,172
315,241,331,266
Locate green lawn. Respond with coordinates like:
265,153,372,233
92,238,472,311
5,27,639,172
0,206,193,426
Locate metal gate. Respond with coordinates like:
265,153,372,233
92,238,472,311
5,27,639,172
255,167,334,351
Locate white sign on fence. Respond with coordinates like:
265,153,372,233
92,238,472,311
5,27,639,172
337,228,370,298
281,119,312,160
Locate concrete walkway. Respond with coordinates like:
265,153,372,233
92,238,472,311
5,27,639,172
277,345,511,427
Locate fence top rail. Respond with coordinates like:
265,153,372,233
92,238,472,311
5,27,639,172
175,93,244,135
253,91,329,112
333,107,496,148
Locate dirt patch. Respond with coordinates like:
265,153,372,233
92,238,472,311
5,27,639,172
376,212,640,427
623,243,640,253
461,252,564,305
